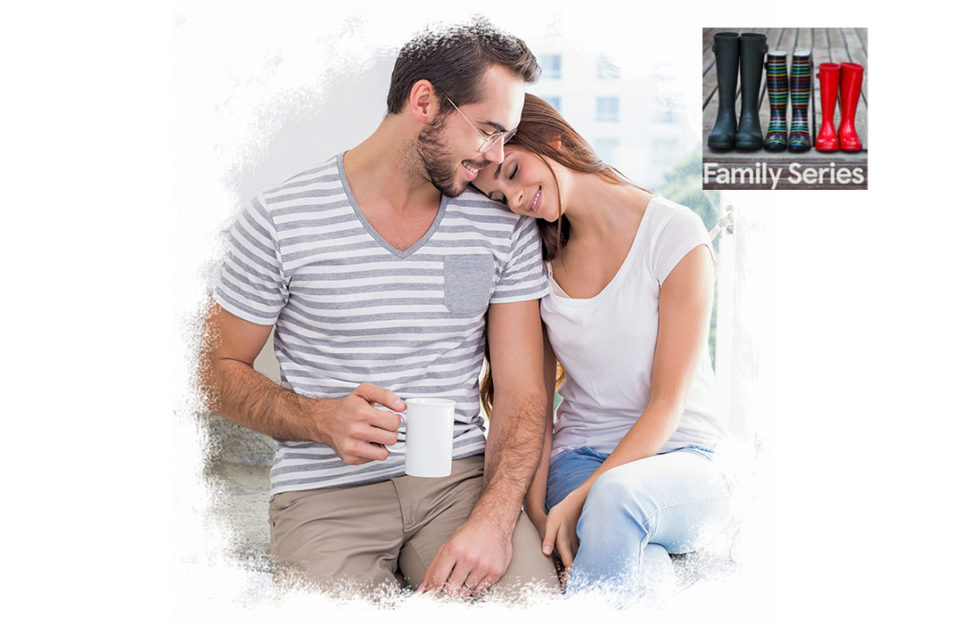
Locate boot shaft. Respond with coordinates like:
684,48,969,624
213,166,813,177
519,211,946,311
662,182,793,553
839,62,864,107
816,62,841,151
838,62,864,151
764,51,788,151
738,33,768,111
707,32,741,151
713,32,740,108
734,32,767,150
817,63,841,115
788,50,812,152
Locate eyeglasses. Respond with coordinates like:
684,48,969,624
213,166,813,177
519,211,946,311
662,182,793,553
444,95,517,154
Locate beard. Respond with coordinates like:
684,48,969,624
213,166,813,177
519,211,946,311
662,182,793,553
415,115,466,198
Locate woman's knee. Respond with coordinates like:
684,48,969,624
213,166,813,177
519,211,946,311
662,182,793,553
578,467,650,539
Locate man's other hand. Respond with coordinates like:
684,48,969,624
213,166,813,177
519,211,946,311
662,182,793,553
417,516,512,598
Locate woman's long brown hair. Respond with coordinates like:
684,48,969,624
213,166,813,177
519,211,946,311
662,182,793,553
478,94,639,418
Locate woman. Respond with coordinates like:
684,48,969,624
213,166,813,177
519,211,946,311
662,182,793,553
473,94,731,603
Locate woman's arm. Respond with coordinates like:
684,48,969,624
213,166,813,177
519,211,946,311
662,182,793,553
524,324,556,539
542,243,715,567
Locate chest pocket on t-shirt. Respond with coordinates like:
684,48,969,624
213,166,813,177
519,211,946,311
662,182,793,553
442,255,495,316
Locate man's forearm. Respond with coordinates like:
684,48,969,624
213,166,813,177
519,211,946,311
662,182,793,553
471,388,547,532
525,336,556,529
201,355,325,443
200,303,404,465
523,413,552,532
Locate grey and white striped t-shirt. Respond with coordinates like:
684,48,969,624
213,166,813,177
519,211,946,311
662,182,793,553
214,153,549,498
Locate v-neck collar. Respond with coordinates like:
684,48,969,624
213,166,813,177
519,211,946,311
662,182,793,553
336,151,449,259
547,197,654,303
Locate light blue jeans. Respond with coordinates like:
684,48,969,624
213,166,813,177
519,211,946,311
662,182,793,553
546,445,731,603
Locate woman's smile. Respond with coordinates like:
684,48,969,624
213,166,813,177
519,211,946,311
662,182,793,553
528,186,541,213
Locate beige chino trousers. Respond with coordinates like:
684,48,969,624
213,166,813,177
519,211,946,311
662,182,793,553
269,454,559,596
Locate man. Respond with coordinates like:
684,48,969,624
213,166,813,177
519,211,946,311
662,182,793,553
199,19,559,598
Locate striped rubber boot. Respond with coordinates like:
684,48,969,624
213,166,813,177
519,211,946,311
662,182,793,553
788,50,812,152
764,51,788,151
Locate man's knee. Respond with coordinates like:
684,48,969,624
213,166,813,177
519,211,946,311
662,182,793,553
267,482,403,594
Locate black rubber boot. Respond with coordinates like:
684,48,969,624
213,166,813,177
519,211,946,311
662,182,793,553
707,32,740,151
735,32,767,150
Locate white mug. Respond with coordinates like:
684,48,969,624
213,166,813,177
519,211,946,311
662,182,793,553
403,398,455,477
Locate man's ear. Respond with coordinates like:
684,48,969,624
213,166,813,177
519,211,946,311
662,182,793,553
408,79,439,123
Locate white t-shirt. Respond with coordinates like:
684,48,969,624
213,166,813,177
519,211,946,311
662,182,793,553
544,194,726,457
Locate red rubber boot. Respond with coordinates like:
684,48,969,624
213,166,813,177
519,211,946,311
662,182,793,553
838,62,864,151
815,63,840,151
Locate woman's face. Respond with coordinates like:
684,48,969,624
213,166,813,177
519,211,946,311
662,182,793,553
471,146,560,222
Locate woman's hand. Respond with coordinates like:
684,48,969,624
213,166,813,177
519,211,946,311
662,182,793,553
542,487,587,575
526,506,548,542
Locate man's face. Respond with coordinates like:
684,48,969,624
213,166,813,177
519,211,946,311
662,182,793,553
417,65,525,198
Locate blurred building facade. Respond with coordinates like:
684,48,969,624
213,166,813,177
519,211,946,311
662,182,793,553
526,38,698,189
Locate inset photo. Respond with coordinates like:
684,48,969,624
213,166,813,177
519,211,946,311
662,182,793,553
702,28,867,190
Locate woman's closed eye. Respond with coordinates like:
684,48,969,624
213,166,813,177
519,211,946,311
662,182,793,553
490,163,519,204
